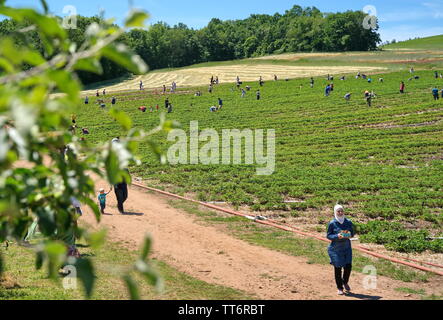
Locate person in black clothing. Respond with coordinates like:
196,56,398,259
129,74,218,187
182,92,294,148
114,176,129,214
165,98,169,109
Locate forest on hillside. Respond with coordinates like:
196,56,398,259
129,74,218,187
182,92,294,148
0,5,381,85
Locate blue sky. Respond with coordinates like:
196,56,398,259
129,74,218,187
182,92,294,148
5,0,443,42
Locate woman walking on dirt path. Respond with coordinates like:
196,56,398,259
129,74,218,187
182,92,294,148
114,177,129,214
327,204,355,296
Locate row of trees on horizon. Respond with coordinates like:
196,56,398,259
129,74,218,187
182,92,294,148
0,5,381,85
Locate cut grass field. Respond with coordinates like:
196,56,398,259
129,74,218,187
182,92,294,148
0,237,253,300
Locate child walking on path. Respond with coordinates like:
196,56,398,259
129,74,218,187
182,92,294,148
98,187,113,214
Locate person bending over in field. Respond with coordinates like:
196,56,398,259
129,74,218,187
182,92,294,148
325,84,331,97
432,87,439,100
344,93,351,101
310,77,314,88
256,90,261,100
210,106,217,112
139,106,147,112
111,97,116,105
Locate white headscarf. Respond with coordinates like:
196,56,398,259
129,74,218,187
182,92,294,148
334,205,345,224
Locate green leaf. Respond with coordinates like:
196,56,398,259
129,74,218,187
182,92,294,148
74,258,95,298
105,149,120,185
134,260,163,292
101,43,148,75
44,241,67,278
109,108,132,131
39,0,49,14
73,58,103,74
124,10,150,28
82,197,101,223
123,274,140,300
140,234,152,261
86,229,107,250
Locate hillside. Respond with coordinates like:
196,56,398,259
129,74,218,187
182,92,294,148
383,35,443,50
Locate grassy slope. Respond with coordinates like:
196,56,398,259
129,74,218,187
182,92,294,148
383,35,443,50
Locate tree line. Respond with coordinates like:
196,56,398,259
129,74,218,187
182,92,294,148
0,5,381,85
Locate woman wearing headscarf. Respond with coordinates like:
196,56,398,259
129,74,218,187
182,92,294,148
327,204,355,295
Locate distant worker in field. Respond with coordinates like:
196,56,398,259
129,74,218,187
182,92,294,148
310,77,314,88
327,204,355,296
210,106,217,112
96,90,100,97
400,81,405,94
103,89,106,96
167,103,173,113
139,106,147,112
330,83,334,92
165,98,169,109
163,85,167,94
81,128,90,135
362,74,367,80
325,84,331,97
215,76,219,85
259,76,264,86
218,98,223,110
256,89,261,100
111,96,116,105
340,76,345,81
156,104,159,111
140,80,143,90
241,88,246,98
246,85,251,91
435,71,439,79
410,67,414,74
210,75,214,85
84,96,89,104
364,90,374,107
379,78,384,83
274,74,278,81
344,93,351,101
432,87,439,100
209,84,213,93
367,78,372,83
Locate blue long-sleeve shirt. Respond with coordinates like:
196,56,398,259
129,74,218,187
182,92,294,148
326,218,355,267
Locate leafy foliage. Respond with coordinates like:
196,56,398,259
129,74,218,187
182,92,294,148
0,2,168,298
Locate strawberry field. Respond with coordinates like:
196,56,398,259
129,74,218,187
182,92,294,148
76,68,443,253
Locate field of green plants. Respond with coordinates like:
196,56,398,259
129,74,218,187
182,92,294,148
76,67,443,253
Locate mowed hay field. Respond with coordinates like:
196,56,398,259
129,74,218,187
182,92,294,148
76,59,443,256
82,64,385,94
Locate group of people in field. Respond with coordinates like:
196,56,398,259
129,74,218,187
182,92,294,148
66,67,443,295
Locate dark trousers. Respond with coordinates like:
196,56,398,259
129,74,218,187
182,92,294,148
114,183,128,213
334,264,352,290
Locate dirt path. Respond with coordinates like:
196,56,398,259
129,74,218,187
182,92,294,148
81,179,441,300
